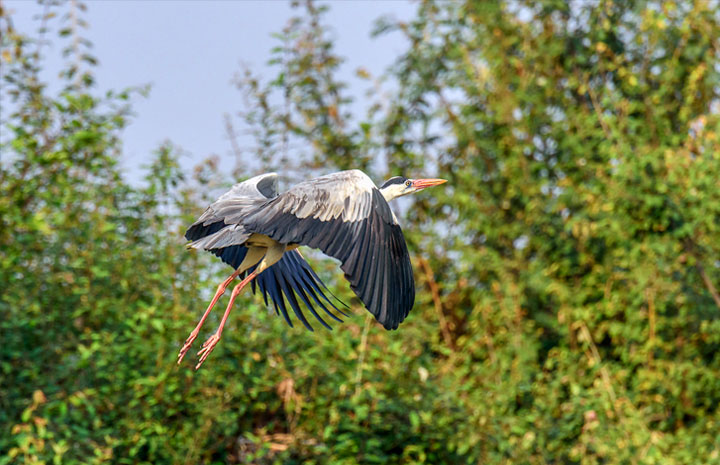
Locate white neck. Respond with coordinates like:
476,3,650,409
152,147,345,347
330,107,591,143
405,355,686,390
380,184,406,202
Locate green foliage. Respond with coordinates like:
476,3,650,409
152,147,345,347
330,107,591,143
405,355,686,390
2,0,720,464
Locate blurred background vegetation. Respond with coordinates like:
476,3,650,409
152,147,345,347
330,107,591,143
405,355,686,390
2,0,720,463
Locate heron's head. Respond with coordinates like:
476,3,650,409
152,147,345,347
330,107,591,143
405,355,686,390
379,175,447,202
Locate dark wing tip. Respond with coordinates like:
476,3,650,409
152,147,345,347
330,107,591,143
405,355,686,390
341,200,416,331
254,249,345,331
185,220,225,242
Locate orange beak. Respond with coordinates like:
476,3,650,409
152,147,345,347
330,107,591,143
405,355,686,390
412,178,447,190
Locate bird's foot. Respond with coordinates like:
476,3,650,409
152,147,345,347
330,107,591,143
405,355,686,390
177,331,198,365
195,332,222,370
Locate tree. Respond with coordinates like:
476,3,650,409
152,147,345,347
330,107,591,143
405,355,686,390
2,0,719,463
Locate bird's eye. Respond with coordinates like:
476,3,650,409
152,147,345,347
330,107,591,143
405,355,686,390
405,180,412,187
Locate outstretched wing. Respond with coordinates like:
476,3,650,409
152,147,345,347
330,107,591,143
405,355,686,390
185,172,345,330
242,170,415,330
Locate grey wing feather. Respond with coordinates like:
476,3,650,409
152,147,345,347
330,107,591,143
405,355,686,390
263,170,375,223
241,169,415,329
185,173,278,247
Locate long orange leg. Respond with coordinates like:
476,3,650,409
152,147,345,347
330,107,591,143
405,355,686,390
177,269,242,364
193,243,286,370
178,247,265,365
178,268,241,365
194,270,259,370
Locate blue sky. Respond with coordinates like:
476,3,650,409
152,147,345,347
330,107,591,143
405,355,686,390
3,0,416,181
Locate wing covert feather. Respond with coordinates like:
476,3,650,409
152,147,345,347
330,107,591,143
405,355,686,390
185,173,278,246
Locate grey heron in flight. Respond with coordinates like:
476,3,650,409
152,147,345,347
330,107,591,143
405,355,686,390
178,169,446,369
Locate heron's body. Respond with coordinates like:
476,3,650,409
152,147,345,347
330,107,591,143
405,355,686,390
178,169,446,369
